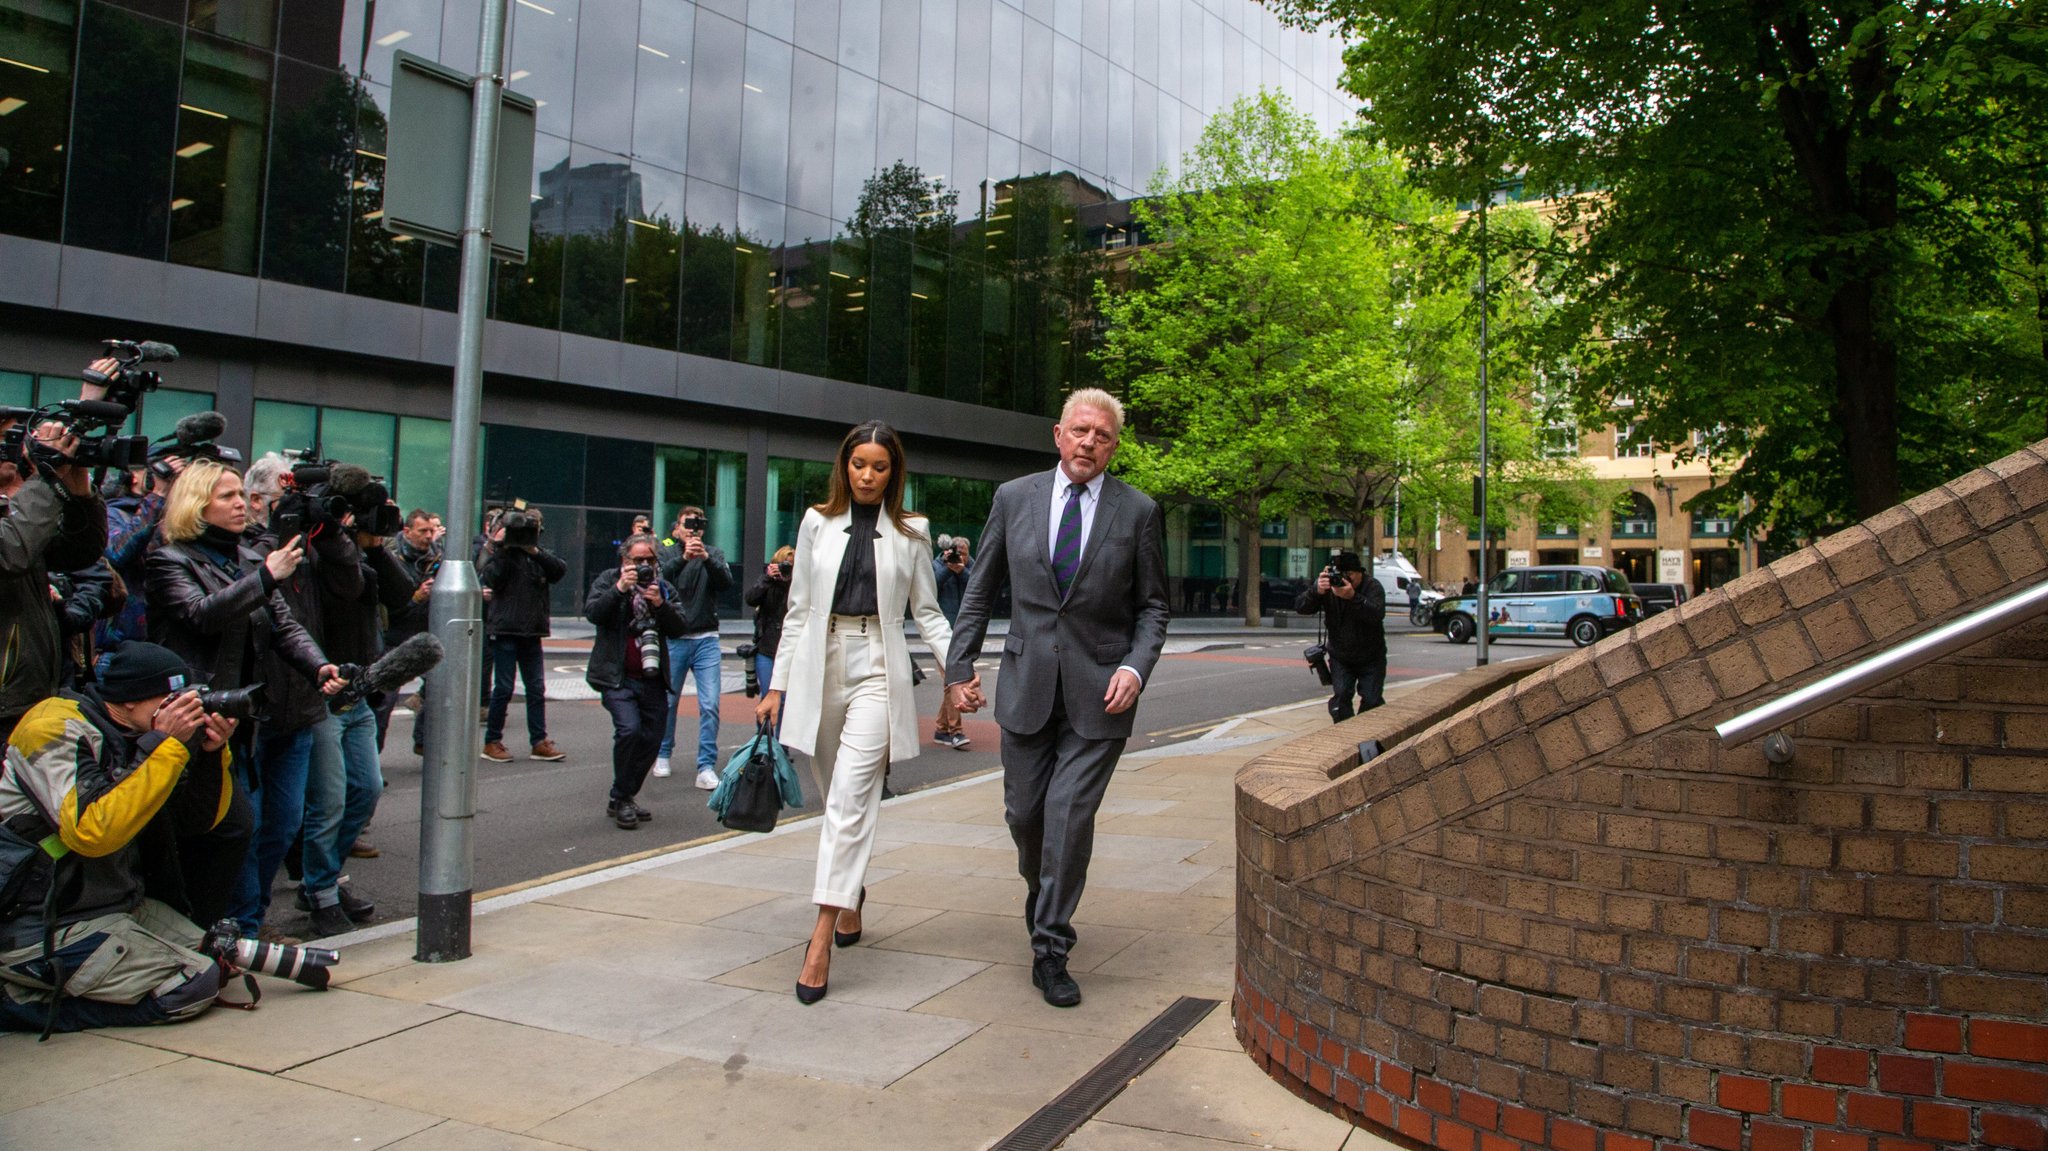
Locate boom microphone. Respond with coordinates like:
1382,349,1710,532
327,633,443,714
173,411,227,446
65,399,134,424
328,462,373,498
134,341,179,362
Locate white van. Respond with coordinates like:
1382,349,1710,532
1372,552,1440,620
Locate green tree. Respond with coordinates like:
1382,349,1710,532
1273,0,2048,534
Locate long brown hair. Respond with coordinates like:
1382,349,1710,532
814,420,922,538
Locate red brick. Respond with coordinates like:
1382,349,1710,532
1877,1054,1937,1095
1365,1089,1395,1126
1875,1142,1936,1151
1975,1020,2048,1064
1310,1060,1334,1095
1436,1121,1476,1151
1752,1122,1805,1151
1720,1073,1774,1113
1816,1047,1872,1086
1946,1062,2048,1107
1381,1062,1415,1099
1848,1092,1906,1133
1418,1077,1453,1115
1911,1101,1970,1140
1397,1101,1434,1142
1479,1137,1516,1151
1689,1109,1743,1151
1551,1119,1595,1151
1815,1134,1872,1151
1347,1048,1376,1082
1605,1136,1654,1151
1502,1104,1545,1142
1783,1083,1839,1122
1984,1111,2048,1151
1902,1013,1962,1053
1455,1090,1498,1130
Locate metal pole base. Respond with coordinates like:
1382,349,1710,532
418,558,483,962
416,891,475,963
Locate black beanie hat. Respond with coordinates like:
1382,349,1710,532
1329,550,1366,574
99,643,199,703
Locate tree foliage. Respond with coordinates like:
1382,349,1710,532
1271,0,2048,536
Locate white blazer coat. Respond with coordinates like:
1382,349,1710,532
769,505,954,764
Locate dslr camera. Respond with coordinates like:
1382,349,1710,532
193,682,267,724
681,513,708,535
202,919,338,990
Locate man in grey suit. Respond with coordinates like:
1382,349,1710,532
946,388,1171,1006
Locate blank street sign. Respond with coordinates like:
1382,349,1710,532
383,49,536,264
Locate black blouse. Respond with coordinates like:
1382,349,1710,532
830,500,882,617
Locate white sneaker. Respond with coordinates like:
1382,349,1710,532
650,756,671,778
694,768,719,791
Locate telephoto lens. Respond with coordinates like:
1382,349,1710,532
203,920,339,990
637,626,663,675
196,683,267,724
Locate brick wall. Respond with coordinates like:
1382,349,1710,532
1235,443,2048,1151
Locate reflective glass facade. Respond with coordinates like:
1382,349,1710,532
0,0,1349,418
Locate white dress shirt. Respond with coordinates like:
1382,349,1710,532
1046,465,1142,689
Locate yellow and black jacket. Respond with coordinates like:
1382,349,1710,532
0,691,231,928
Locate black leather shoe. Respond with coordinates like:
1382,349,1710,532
795,937,829,1004
834,887,867,948
607,799,639,829
1032,955,1081,1007
295,884,375,922
307,902,354,938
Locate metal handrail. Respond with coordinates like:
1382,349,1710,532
1716,577,2048,748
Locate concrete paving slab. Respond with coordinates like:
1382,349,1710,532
1098,1045,1356,1151
1187,841,1237,868
1182,869,1236,900
0,1054,441,1149
642,990,983,1088
865,869,1036,914
285,1012,678,1132
1097,795,1181,817
1092,814,1237,842
384,1119,587,1150
872,816,1014,846
1092,930,1237,994
0,1031,183,1114
1086,831,1215,862
531,1054,1027,1151
725,828,831,859
329,930,434,986
1178,1000,1247,1052
570,918,800,980
1084,857,1224,894
714,941,988,1009
700,891,942,944
537,875,783,924
1064,1119,1275,1151
338,944,563,1004
885,1021,1121,1113
111,985,450,1072
1072,887,1236,935
436,960,761,1045
869,908,1148,973
644,849,902,896
911,964,1192,1040
869,841,1026,877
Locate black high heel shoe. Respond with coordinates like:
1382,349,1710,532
834,887,868,948
795,934,829,1005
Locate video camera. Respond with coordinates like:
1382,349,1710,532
274,449,404,541
0,339,184,476
147,410,242,480
83,339,176,410
501,508,541,549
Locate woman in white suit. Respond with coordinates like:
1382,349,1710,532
756,420,952,1003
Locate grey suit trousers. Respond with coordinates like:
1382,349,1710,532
1001,675,1126,961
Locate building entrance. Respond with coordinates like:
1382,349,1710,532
1612,548,1656,584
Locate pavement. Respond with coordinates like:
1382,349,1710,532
0,682,1412,1151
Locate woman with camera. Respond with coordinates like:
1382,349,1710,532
144,458,343,930
755,421,953,1003
583,534,688,829
742,545,795,729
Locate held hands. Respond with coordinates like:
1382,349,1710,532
755,688,782,728
947,675,985,714
318,664,347,695
1104,668,1142,714
266,534,306,581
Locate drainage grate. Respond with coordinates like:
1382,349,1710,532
986,995,1220,1151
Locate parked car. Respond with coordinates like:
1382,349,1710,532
1632,582,1690,617
1430,565,1646,647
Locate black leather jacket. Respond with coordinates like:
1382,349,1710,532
480,544,566,637
583,570,687,692
1295,577,1388,667
145,533,330,692
744,570,791,653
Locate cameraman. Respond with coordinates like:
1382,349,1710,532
1294,551,1388,722
0,402,109,745
379,508,442,756
743,545,794,728
653,506,731,788
930,535,972,749
95,447,180,663
479,509,567,764
585,535,687,829
0,643,236,1032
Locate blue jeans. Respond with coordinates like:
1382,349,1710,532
658,635,722,768
486,635,548,746
228,725,314,936
302,703,384,904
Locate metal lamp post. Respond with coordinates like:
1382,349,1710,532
1475,187,1492,668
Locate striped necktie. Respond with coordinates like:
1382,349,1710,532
1053,482,1085,597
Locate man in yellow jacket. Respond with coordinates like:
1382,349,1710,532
0,642,236,1031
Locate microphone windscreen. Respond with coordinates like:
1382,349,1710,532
136,341,179,361
329,462,372,496
174,411,227,446
362,633,444,694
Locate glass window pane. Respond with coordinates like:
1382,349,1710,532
0,0,77,242
569,0,635,155
910,240,946,397
352,0,440,83
1107,65,1132,194
1080,46,1106,181
838,0,879,78
632,0,693,171
583,434,655,510
623,163,685,349
261,60,354,290
792,0,838,59
251,399,320,461
779,209,831,377
831,69,878,224
1052,33,1079,165
136,388,216,443
945,254,983,405
786,48,836,218
1020,17,1051,153
346,82,426,304
679,177,736,359
395,415,451,518
170,33,272,275
686,8,744,188
656,446,745,613
877,83,915,168
988,2,1020,140
878,0,917,93
279,0,347,64
731,194,783,365
484,423,584,507
917,0,953,107
738,30,791,201
0,371,35,409
493,130,570,328
750,0,795,42
917,100,951,189
866,230,910,391
826,226,869,384
318,407,397,478
507,0,577,139
556,145,633,340
952,0,989,126
66,2,182,260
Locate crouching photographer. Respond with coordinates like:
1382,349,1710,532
1294,551,1388,723
584,535,687,830
0,644,240,1033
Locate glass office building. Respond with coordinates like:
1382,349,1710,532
0,0,1350,607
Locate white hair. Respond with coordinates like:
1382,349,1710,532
243,452,289,500
1059,387,1125,436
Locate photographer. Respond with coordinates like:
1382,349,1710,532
0,399,109,745
743,545,794,728
479,508,567,764
1295,551,1388,722
379,508,442,756
95,450,177,663
50,559,124,690
0,643,237,1032
585,535,687,829
653,506,731,787
930,535,973,749
146,458,343,929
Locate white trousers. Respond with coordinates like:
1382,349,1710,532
811,620,891,909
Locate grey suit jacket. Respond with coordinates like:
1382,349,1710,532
944,469,1171,741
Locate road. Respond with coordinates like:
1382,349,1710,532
281,628,1561,932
